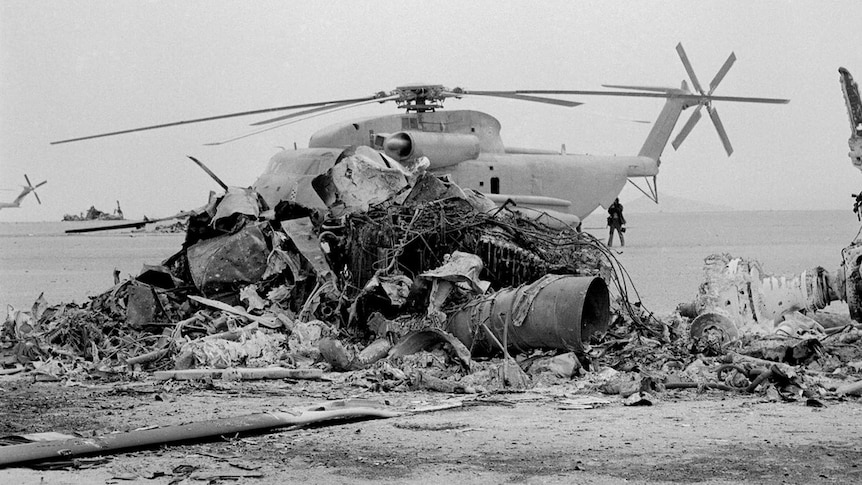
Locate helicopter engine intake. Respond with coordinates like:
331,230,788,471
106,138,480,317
383,131,480,169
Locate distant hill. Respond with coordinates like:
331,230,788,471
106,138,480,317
623,194,735,213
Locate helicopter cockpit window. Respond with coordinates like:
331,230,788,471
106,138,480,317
490,177,500,194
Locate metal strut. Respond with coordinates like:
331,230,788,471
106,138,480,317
627,175,658,204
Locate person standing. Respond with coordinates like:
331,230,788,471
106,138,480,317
607,198,626,247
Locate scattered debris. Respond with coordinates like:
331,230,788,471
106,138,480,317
152,367,322,381
680,253,836,339
4,148,862,424
4,153,620,388
62,201,125,221
556,396,610,410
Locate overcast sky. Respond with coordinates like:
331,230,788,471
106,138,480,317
1,0,860,221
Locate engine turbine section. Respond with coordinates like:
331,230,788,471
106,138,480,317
383,131,480,169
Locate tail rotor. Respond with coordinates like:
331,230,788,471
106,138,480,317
23,174,47,204
671,43,737,155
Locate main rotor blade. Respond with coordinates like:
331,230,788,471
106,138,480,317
205,94,399,146
50,96,377,145
34,181,47,189
676,43,705,95
460,91,582,107
671,105,703,151
250,99,369,126
513,90,789,104
602,84,686,93
708,52,736,95
708,105,733,156
24,174,33,189
34,191,42,205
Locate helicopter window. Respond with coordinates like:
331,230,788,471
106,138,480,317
490,177,500,194
479,181,484,187
471,127,475,132
489,166,494,171
352,123,359,130
402,117,419,130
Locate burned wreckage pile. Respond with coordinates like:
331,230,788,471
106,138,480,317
4,147,862,403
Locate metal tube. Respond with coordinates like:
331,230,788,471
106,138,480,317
446,275,610,355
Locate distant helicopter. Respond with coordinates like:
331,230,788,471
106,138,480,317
0,175,46,210
52,44,788,224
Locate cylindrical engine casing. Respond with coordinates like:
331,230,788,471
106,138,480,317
383,131,480,169
446,275,610,355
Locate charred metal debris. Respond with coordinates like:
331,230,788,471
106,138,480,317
3,147,862,404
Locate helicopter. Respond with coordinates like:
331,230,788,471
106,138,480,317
51,44,788,224
0,175,46,210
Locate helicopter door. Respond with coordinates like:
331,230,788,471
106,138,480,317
490,177,500,194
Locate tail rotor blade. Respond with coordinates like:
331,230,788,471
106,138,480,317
708,106,734,156
708,52,737,95
676,43,705,94
671,105,703,150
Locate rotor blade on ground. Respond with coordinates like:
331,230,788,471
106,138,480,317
461,91,582,107
250,99,369,126
513,90,789,104
64,211,192,234
708,52,737,95
49,96,377,145
708,105,734,156
205,95,400,146
671,105,703,151
676,43,705,94
65,221,149,233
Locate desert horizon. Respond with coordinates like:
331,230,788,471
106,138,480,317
3,209,859,317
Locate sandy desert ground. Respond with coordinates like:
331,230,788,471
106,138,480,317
1,209,861,484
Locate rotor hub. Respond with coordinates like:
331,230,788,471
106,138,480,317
392,84,449,112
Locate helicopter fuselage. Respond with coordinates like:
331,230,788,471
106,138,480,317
296,109,656,219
